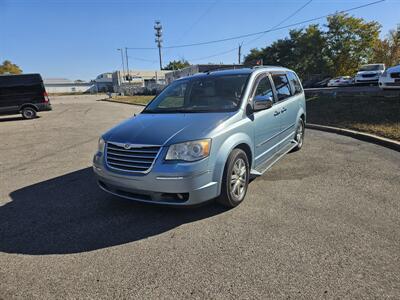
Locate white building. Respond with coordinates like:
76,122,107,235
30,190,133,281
112,70,170,95
44,78,97,94
94,73,113,92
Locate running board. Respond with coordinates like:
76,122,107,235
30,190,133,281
251,140,298,176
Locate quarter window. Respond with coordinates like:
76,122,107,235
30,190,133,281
272,74,291,101
287,72,302,95
158,82,186,108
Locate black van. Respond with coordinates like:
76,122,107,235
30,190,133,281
0,73,52,119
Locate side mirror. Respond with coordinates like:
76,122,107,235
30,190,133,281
253,95,273,111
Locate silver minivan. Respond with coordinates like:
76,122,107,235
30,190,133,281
93,66,306,208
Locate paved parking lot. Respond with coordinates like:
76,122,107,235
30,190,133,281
1,95,399,299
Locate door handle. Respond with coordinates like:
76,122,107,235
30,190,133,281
274,111,280,116
281,107,287,113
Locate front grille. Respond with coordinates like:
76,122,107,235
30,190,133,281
105,142,161,173
390,72,400,78
362,73,377,78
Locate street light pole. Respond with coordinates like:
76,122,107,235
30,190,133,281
117,48,125,75
154,21,163,70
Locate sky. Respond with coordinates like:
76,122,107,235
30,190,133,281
1,0,399,80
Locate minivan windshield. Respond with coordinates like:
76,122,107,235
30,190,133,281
359,64,384,71
143,74,249,113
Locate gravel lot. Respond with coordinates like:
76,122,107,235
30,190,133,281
0,95,399,299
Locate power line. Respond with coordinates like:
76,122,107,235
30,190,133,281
188,47,238,62
173,0,218,45
243,0,313,47
126,0,385,50
127,56,157,63
169,0,312,65
163,0,218,61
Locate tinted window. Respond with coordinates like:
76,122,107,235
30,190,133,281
158,82,186,108
359,64,384,71
144,74,249,113
272,74,291,101
287,72,302,95
254,76,273,99
0,74,42,88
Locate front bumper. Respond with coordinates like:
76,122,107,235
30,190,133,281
379,79,400,89
355,77,379,84
93,151,219,206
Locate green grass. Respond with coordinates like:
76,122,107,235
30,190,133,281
306,95,400,141
104,95,155,106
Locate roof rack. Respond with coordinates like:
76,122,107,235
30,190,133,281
252,65,282,69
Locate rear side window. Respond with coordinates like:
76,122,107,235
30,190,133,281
271,74,291,101
287,72,303,95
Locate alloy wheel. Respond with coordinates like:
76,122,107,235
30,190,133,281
230,158,247,200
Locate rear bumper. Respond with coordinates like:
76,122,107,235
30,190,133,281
37,103,52,111
93,152,220,206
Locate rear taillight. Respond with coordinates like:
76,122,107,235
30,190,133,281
43,91,50,103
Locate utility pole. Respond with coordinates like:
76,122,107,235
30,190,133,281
154,21,163,70
117,48,125,84
238,43,242,64
125,47,131,82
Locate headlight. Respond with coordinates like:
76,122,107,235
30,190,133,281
165,139,211,161
98,137,105,152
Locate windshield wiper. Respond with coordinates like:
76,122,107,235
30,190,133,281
142,109,187,114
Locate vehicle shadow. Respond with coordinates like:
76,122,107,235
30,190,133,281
0,116,41,122
0,167,225,255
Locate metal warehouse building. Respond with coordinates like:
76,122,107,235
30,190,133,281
44,78,97,94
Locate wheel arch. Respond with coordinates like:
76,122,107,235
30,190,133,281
212,132,253,195
19,103,39,112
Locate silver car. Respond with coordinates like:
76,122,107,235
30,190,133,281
93,67,306,208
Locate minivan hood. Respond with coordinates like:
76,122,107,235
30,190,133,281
104,112,235,146
387,65,400,73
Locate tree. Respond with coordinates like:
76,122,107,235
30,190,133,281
287,25,329,78
372,25,400,67
244,25,328,80
0,60,23,74
163,59,190,70
244,13,383,78
325,13,381,76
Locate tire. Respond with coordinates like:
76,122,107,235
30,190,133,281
21,107,37,119
217,149,250,208
292,118,305,152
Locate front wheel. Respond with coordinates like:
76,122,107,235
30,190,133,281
217,149,249,208
21,107,37,119
292,118,305,152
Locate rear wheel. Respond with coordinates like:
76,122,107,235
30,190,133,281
21,107,37,119
292,118,305,152
217,149,249,208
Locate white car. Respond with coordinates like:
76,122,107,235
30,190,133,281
355,64,385,85
379,64,400,89
327,76,354,87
